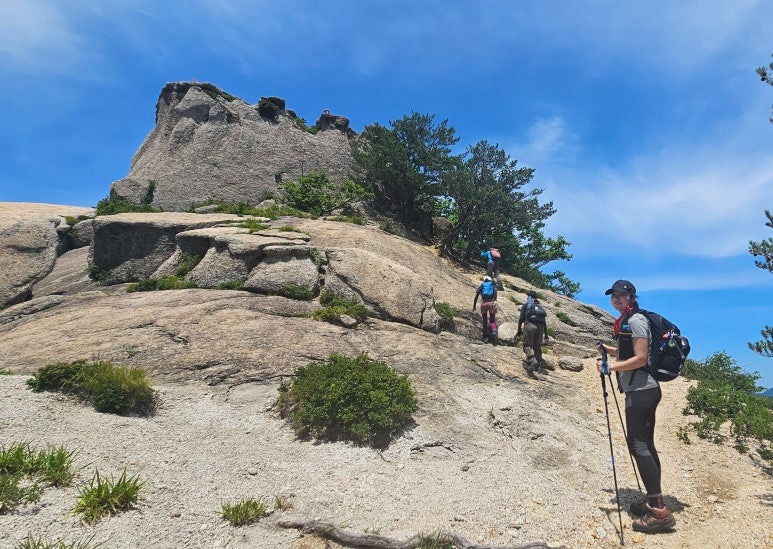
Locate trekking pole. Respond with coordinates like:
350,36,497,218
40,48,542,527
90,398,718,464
607,372,642,492
598,341,625,545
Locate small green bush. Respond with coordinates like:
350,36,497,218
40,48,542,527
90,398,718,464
27,360,156,416
277,284,314,301
73,470,143,524
220,498,269,526
327,215,366,225
379,219,396,234
276,353,418,447
312,290,369,325
555,311,577,326
681,352,772,458
127,276,197,292
174,253,202,278
216,280,246,291
434,302,455,332
94,197,157,216
282,171,371,217
240,218,271,233
86,263,110,284
0,368,10,375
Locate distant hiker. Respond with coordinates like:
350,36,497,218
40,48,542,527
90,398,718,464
596,279,676,534
472,276,498,344
480,247,503,290
517,290,551,375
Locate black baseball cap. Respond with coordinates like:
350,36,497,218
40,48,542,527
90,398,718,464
604,279,636,296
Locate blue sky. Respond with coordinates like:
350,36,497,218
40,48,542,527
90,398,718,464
1,1,771,388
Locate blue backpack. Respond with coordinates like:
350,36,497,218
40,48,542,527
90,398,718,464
481,280,496,298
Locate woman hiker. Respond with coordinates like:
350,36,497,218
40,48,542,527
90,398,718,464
596,279,676,534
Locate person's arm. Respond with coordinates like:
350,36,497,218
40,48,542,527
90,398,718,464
609,337,648,372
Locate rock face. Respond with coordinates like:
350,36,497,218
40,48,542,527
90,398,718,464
0,203,94,309
109,83,356,211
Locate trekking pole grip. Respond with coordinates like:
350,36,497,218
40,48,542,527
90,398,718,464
598,340,610,376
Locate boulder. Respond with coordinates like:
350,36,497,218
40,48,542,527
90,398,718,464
244,245,320,295
0,218,61,307
559,356,585,372
68,219,94,249
109,82,355,211
324,247,440,332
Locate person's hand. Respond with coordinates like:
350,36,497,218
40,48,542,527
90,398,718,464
596,357,603,373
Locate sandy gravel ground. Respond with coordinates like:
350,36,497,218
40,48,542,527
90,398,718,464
0,356,771,549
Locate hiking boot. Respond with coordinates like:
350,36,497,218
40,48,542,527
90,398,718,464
632,504,676,534
629,495,648,517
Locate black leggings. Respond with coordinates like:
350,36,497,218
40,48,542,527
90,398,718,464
625,386,662,496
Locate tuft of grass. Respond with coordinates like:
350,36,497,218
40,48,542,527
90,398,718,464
13,533,99,549
127,276,197,292
239,218,271,233
220,498,269,526
0,368,11,375
0,472,43,514
326,215,366,225
416,532,457,548
174,253,202,278
554,311,577,326
273,495,293,511
72,470,143,524
216,280,246,291
28,360,156,416
379,219,396,234
276,284,314,301
676,426,691,444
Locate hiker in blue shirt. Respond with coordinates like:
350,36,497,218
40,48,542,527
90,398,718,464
480,247,502,290
472,276,498,344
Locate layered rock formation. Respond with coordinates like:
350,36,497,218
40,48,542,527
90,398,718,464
109,83,356,211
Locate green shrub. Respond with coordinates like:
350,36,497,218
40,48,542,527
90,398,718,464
174,253,202,278
86,263,110,284
73,470,143,524
682,352,772,457
282,171,371,217
94,197,157,216
240,218,271,233
216,280,246,291
555,311,577,326
276,353,418,447
277,284,314,301
26,361,85,393
0,368,10,375
434,302,455,332
327,215,366,225
27,360,156,416
220,498,269,526
312,290,369,325
127,276,197,292
379,219,396,234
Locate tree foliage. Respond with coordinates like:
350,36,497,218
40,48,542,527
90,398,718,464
439,141,577,295
681,352,772,456
354,114,579,296
748,210,773,356
354,113,458,231
757,52,773,123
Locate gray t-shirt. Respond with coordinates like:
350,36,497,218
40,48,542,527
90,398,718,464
618,312,658,392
